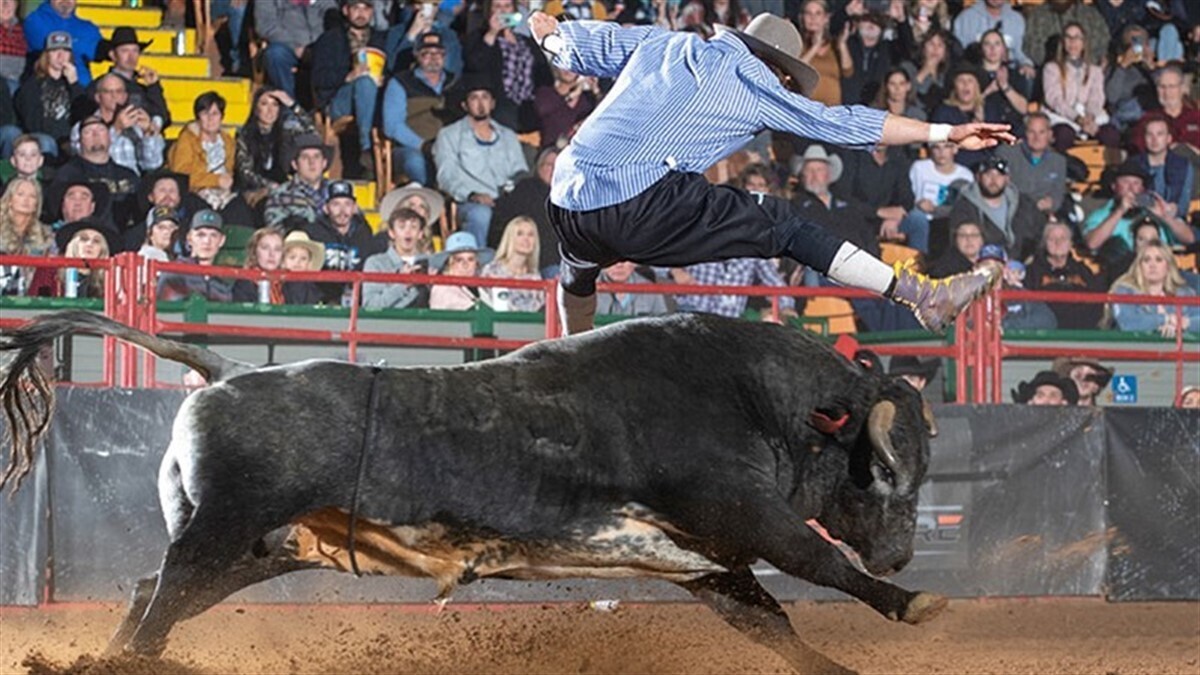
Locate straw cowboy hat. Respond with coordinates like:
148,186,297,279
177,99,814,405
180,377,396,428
282,231,326,272
714,13,820,97
379,183,445,222
790,144,843,184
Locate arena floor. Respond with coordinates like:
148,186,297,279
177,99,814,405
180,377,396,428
2,598,1197,674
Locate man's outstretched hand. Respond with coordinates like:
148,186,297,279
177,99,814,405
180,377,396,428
950,123,1017,151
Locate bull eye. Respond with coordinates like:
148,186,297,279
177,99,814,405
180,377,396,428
873,460,896,487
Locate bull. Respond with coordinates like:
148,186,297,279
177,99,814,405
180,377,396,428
0,311,945,674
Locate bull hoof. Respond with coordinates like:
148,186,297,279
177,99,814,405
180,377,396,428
901,592,948,625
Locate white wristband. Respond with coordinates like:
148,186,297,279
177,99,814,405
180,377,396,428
928,123,952,143
540,32,565,56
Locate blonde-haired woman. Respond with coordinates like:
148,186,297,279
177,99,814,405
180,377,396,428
1108,241,1198,337
0,177,55,296
480,216,545,312
1042,22,1110,152
54,218,118,299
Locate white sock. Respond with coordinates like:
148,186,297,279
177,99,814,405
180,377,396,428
825,242,895,296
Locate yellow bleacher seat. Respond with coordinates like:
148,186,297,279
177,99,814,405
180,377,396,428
77,5,161,28
1066,142,1106,185
880,242,920,267
803,296,857,335
164,99,250,126
364,211,382,232
90,54,209,79
80,0,125,6
352,181,377,209
100,28,195,55
162,78,252,106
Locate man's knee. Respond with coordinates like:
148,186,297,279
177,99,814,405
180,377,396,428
558,258,599,297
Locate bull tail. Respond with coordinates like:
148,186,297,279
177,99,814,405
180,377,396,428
0,311,254,493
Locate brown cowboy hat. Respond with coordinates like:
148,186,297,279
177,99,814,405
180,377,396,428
715,14,820,98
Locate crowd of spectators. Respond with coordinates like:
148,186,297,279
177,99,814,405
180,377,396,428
0,0,1197,353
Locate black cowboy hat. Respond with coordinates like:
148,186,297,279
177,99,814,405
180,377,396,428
287,132,335,167
946,62,988,91
714,14,819,97
55,217,121,255
1051,357,1114,389
889,355,941,380
45,179,111,223
1012,371,1079,405
97,27,153,61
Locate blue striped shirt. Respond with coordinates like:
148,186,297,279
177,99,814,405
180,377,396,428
547,21,890,211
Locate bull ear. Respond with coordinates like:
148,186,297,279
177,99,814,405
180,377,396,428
868,400,903,479
922,398,938,438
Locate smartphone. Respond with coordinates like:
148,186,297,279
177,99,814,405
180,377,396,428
503,11,523,28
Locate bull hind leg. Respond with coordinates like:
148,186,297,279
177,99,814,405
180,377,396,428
680,568,856,675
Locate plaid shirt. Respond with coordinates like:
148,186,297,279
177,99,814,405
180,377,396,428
69,121,165,175
264,178,328,229
675,258,795,318
0,21,25,56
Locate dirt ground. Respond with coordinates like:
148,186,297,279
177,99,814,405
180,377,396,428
1,598,1197,675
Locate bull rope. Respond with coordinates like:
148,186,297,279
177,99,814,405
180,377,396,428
347,366,384,577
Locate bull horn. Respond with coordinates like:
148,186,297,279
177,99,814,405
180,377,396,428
868,401,902,476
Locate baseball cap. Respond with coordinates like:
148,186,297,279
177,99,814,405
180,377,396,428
978,244,1006,264
327,180,356,203
190,209,224,231
45,32,73,51
975,155,1008,175
415,32,445,51
151,206,181,226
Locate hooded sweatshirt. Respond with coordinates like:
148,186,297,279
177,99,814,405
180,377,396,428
947,181,1045,261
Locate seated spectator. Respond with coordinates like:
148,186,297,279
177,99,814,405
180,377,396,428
1040,22,1113,152
1012,370,1079,406
434,76,529,247
595,260,669,317
0,0,25,95
871,67,926,124
263,134,334,229
168,91,257,229
480,216,545,312
533,66,597,150
1130,65,1200,157
910,28,952,114
463,0,551,132
840,13,891,106
231,229,323,305
23,0,102,87
382,32,460,188
675,258,797,321
385,1,464,77
1022,0,1109,69
70,73,165,175
0,176,54,296
253,0,337,100
310,0,386,179
1104,25,1156,136
836,144,915,251
50,116,138,235
1179,386,1200,409
377,181,444,240
946,154,1044,262
96,27,170,130
489,146,559,277
996,113,1069,219
796,0,852,108
1052,356,1113,408
362,207,432,310
888,355,939,394
132,169,204,253
54,216,118,298
927,220,984,277
137,205,179,263
44,177,109,231
1107,240,1199,337
14,31,84,157
1,135,47,186
1025,220,1105,329
0,83,22,168
736,162,777,194
234,88,317,209
1084,161,1194,265
429,231,493,310
1133,116,1194,224
904,140,973,254
156,209,234,302
953,0,1034,76
789,144,878,257
930,65,1006,170
979,244,1057,331
976,29,1032,117
295,180,381,305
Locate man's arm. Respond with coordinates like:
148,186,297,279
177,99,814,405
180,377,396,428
381,80,424,149
253,2,288,45
433,129,473,202
529,13,663,79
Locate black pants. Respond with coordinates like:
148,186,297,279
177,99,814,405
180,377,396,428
547,172,847,296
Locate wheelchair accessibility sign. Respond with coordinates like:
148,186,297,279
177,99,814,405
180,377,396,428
1113,375,1138,404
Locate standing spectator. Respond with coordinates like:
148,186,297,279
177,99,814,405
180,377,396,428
464,0,551,132
264,133,333,229
490,145,560,277
137,205,179,262
231,229,323,305
434,76,528,247
1107,240,1199,337
976,28,1030,124
1131,64,1200,156
310,0,386,179
234,88,317,210
1134,115,1194,223
54,216,117,298
0,177,54,296
253,0,338,100
23,0,102,87
1012,370,1078,405
1024,219,1105,329
96,27,170,130
903,139,973,254
70,73,165,175
167,91,256,229
841,13,892,106
382,31,459,187
675,258,798,321
297,180,380,304
429,230,492,310
1023,0,1109,68
837,144,915,250
51,115,139,234
953,0,1034,76
1084,161,1193,259
1052,356,1113,407
1105,25,1156,136
947,154,1044,261
910,28,952,115
362,207,431,310
1041,22,1111,152
156,209,235,303
0,0,26,95
480,216,544,312
906,0,952,46
996,113,1069,219
14,32,83,158
533,66,597,150
595,260,669,317
1,135,46,186
796,0,853,108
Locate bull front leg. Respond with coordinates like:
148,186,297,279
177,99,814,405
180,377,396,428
679,567,856,675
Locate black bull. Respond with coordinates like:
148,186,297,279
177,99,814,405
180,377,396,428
0,311,946,674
